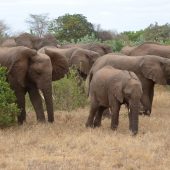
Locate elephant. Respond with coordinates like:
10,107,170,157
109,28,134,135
61,43,112,56
86,66,142,135
121,45,136,55
1,33,58,50
39,46,100,79
88,53,170,116
127,42,170,58
0,46,69,124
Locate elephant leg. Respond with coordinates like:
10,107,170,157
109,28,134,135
93,106,107,127
86,103,98,128
148,85,154,114
14,88,27,124
140,80,154,116
110,100,121,130
28,86,45,122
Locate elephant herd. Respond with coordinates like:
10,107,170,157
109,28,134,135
1,33,170,135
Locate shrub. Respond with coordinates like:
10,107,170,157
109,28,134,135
104,39,124,52
0,66,20,127
52,68,88,111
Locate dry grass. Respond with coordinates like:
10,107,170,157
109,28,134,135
0,85,170,170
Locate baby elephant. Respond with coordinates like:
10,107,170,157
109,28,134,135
86,66,143,135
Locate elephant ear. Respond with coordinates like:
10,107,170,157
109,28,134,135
8,47,37,87
70,50,90,75
112,81,124,103
139,57,166,84
44,48,69,81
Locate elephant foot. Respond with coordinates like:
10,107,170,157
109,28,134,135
37,119,46,123
111,125,117,131
130,130,138,136
85,121,94,128
143,110,151,116
93,120,101,128
48,117,54,123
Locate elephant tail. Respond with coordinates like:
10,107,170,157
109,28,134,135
85,71,93,97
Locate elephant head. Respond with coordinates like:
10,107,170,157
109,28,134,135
69,48,100,79
139,55,169,85
0,46,37,87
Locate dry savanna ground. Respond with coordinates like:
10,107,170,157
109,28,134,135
0,85,170,170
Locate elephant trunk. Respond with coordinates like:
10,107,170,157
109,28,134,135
129,101,139,135
42,84,54,122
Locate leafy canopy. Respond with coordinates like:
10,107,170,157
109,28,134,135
48,14,95,42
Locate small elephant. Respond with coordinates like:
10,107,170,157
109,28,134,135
86,66,143,135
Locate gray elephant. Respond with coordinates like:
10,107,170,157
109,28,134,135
86,66,142,135
1,33,58,50
0,46,69,124
88,54,170,116
39,46,100,79
61,43,112,56
126,42,170,59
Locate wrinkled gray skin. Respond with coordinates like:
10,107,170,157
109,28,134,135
86,66,142,135
128,42,170,58
1,33,58,50
0,46,69,124
121,46,136,55
39,46,100,79
61,43,112,56
88,54,170,116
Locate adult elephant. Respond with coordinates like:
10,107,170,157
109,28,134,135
1,33,58,50
39,46,100,79
128,42,170,58
61,43,112,56
0,46,69,124
88,54,170,116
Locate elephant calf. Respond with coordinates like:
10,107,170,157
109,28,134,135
86,66,143,135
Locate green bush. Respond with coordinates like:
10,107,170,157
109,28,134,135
52,68,88,111
104,39,124,52
0,66,20,127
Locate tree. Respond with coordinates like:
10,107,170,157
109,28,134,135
48,14,95,42
143,22,170,42
26,14,50,37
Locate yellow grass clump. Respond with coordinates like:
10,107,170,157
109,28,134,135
0,85,170,170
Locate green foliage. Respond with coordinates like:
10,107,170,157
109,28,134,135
0,66,20,127
48,13,95,43
52,68,87,111
104,39,124,52
143,22,170,42
76,33,101,44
